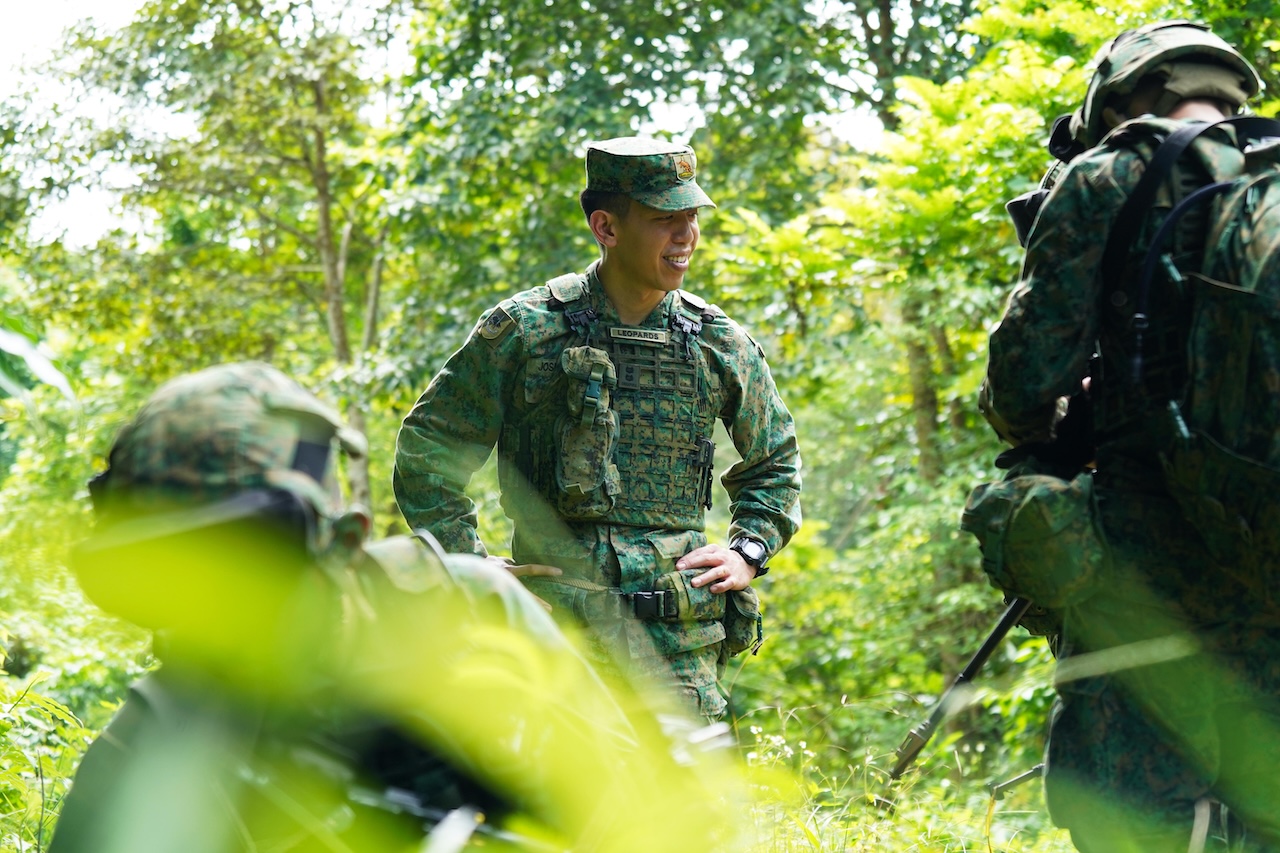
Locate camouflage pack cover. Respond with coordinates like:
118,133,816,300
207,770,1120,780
1069,20,1260,149
1146,137,1280,595
963,461,1109,611
100,361,366,517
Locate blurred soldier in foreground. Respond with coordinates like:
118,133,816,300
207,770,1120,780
51,362,742,852
394,137,802,721
972,20,1280,852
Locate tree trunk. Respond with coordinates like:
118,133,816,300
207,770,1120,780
308,77,373,513
931,326,966,431
903,301,941,483
343,404,373,510
311,99,353,363
362,225,389,352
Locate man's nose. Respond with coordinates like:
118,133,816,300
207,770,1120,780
672,215,695,242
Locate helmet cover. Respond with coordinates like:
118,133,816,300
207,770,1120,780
1069,21,1261,149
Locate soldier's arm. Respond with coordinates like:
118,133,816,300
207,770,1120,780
393,304,522,556
982,153,1129,444
714,322,802,560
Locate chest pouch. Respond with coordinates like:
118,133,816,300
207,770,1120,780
555,346,621,519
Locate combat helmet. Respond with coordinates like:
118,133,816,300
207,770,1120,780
1067,20,1262,151
90,361,366,522
76,362,370,633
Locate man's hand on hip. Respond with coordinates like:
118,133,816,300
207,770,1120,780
679,545,755,594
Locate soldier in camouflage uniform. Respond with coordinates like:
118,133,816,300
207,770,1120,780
394,137,802,721
979,21,1280,852
51,362,648,852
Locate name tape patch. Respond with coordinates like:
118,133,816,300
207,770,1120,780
609,327,669,345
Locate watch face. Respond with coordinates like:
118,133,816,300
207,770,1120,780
735,538,766,564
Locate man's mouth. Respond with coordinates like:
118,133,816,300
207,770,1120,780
664,252,691,270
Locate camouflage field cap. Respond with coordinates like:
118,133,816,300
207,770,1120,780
99,362,367,518
585,137,716,211
1070,20,1260,148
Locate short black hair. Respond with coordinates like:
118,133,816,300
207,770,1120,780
579,190,632,221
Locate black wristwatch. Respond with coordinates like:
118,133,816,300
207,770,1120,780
730,536,770,577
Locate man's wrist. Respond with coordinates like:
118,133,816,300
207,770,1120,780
729,535,769,577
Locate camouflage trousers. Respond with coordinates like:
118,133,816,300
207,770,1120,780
580,622,727,722
1045,486,1280,852
521,575,730,722
633,644,727,722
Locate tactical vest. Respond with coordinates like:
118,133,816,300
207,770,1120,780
500,274,719,531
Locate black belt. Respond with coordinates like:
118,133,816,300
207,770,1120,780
523,574,679,621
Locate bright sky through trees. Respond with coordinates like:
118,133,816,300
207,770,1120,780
1,0,145,245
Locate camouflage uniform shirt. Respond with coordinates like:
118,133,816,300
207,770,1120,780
394,263,801,693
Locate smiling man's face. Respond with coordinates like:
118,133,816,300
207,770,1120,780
607,202,701,297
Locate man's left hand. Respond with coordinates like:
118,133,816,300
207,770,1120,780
679,545,755,594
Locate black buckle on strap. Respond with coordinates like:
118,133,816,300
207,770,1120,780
628,589,674,620
566,307,598,338
671,313,702,360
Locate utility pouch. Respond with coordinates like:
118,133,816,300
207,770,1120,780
1160,428,1280,600
1151,251,1280,600
721,586,763,658
651,569,727,622
555,346,621,519
962,462,1109,613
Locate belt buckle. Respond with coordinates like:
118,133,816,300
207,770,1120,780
629,590,668,620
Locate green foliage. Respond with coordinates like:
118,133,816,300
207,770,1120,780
0,0,1264,848
0,672,95,852
0,407,149,849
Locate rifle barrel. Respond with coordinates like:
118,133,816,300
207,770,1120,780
886,597,1032,783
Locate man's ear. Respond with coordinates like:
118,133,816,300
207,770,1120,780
1101,105,1127,132
588,209,620,247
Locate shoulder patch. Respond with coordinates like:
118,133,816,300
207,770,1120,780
479,306,516,344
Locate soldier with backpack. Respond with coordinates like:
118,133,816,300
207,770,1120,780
973,21,1280,852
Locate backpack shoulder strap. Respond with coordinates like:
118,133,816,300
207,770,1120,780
1101,121,1221,292
1102,116,1280,293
